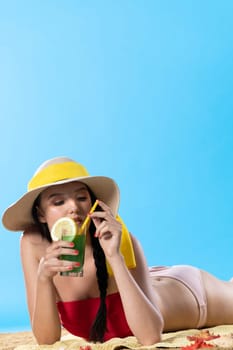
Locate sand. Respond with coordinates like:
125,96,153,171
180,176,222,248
0,330,35,350
0,329,69,350
1,326,233,350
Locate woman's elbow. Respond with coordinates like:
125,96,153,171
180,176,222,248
140,316,164,346
33,328,61,345
36,334,60,345
143,332,162,346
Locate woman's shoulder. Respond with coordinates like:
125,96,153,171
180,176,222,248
21,225,46,241
20,226,49,257
129,233,144,256
128,233,149,273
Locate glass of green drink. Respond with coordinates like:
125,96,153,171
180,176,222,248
51,217,86,277
51,201,98,277
60,225,86,277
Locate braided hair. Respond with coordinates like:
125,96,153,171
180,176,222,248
89,218,108,341
31,188,109,342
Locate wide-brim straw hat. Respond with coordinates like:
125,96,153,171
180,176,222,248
2,157,120,232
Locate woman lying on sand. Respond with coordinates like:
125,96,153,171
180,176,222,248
2,157,233,346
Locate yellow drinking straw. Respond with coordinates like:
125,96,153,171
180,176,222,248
81,200,98,232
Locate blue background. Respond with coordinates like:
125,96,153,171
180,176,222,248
0,0,233,332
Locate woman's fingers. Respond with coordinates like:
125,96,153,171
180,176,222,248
46,240,78,258
88,200,123,257
95,219,122,239
43,257,80,271
38,241,80,278
46,240,74,253
96,200,113,215
89,201,115,228
90,200,114,222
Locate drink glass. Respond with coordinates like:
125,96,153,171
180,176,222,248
60,226,86,277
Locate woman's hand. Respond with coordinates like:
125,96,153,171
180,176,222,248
89,200,122,260
38,241,80,280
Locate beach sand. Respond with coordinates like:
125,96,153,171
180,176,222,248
0,330,35,350
0,329,69,350
1,327,233,350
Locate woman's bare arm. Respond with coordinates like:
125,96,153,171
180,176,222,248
20,232,61,344
90,201,164,345
107,234,164,345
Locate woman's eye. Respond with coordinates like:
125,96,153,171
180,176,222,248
54,200,64,206
77,196,87,202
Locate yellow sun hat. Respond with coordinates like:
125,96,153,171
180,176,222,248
2,156,120,231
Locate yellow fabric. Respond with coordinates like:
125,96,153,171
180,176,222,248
28,161,89,191
106,215,136,275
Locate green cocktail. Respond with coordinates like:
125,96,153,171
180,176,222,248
60,231,86,277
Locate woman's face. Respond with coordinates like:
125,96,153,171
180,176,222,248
37,181,92,232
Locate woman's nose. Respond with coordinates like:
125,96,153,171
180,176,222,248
68,199,79,213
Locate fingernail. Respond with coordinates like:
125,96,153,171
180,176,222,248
74,250,79,255
74,262,80,267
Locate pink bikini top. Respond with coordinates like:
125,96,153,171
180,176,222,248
57,292,133,341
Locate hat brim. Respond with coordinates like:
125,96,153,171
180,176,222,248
2,176,120,231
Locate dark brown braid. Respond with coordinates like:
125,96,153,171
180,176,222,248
31,188,109,342
88,194,108,342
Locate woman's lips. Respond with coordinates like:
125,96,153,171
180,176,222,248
72,216,84,226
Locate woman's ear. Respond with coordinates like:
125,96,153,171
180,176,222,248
36,206,47,223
